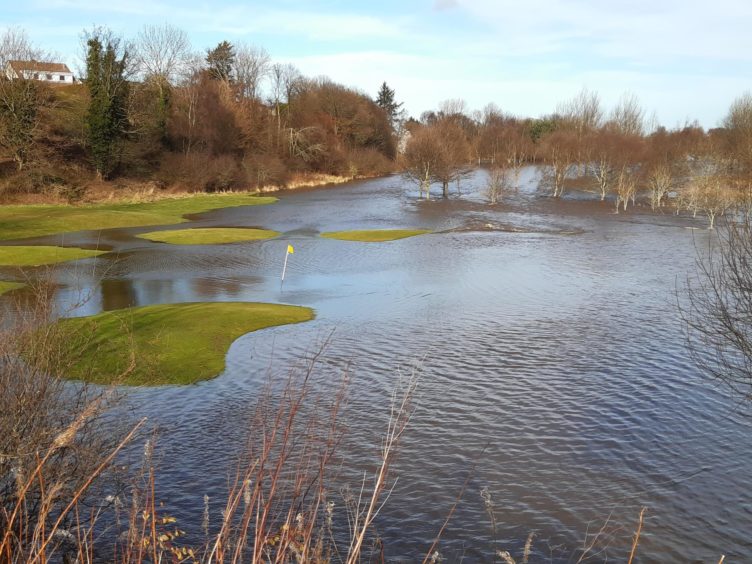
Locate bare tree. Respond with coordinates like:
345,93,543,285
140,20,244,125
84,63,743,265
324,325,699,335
540,130,578,198
431,118,471,197
609,135,644,213
439,98,468,118
268,63,303,147
558,87,603,136
691,174,733,229
500,121,532,190
683,219,752,402
402,126,445,199
613,162,637,213
172,55,204,155
234,43,270,100
609,92,645,137
132,25,191,144
645,162,674,211
0,27,47,69
134,24,190,84
403,118,469,198
586,129,618,201
486,166,511,204
724,92,752,170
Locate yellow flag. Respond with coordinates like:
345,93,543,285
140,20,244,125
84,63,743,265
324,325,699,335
287,244,294,254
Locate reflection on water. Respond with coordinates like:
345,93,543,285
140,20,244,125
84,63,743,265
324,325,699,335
3,169,751,560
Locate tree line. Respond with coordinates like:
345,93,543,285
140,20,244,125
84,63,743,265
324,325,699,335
1,25,752,227
0,26,396,198
402,89,752,228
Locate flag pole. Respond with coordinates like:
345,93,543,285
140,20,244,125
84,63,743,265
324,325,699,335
281,249,290,282
281,244,293,290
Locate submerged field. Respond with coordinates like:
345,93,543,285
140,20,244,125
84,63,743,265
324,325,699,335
137,227,280,245
2,169,748,561
320,228,431,242
0,193,277,241
0,245,106,266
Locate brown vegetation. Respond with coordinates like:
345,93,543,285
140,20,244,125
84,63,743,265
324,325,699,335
2,26,752,222
0,27,397,203
399,87,752,227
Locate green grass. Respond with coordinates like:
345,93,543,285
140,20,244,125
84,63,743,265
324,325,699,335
320,229,431,242
0,193,278,241
137,227,280,245
0,246,107,266
55,302,315,386
0,281,24,295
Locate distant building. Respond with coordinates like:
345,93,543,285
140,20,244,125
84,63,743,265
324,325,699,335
4,60,75,84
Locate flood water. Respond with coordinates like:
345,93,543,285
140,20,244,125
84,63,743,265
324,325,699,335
3,168,751,561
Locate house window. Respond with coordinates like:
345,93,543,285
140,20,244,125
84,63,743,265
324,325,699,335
59,75,65,81
33,73,39,79
45,74,52,80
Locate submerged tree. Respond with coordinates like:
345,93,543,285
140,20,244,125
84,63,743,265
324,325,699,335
486,166,511,204
401,126,443,199
84,29,130,179
539,130,577,198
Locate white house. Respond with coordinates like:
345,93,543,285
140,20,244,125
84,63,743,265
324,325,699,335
5,60,75,84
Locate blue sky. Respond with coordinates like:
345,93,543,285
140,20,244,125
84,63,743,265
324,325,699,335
2,0,751,128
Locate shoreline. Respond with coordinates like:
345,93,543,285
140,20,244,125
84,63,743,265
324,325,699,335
0,172,389,207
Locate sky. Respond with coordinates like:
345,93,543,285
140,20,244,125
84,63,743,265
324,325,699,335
2,0,751,128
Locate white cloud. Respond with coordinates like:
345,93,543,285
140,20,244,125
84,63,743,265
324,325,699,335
209,11,405,40
454,0,752,63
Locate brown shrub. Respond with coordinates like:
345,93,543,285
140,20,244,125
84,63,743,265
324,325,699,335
156,152,247,192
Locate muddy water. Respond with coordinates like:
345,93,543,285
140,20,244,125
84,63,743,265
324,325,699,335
3,168,751,561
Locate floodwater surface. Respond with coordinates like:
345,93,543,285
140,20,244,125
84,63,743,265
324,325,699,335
2,169,750,561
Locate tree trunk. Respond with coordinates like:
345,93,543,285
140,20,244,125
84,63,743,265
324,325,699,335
442,181,449,198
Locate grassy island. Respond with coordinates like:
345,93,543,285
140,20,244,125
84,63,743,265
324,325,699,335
0,281,24,295
55,302,314,386
320,229,431,242
137,227,280,245
0,193,277,242
0,246,107,266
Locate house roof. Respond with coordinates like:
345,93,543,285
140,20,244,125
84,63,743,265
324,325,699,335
7,60,73,75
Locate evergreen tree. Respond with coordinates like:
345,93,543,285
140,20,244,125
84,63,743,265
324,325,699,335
375,81,403,127
206,41,235,81
85,33,129,179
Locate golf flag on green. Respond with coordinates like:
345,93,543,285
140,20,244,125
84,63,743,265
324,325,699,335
281,244,294,283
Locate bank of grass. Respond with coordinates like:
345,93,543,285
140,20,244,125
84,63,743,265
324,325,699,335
56,302,314,386
320,229,431,242
0,281,24,295
0,246,107,266
137,227,280,245
0,193,277,242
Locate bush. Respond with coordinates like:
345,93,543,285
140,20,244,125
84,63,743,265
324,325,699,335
156,152,246,192
0,284,131,562
346,147,395,177
241,153,290,189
